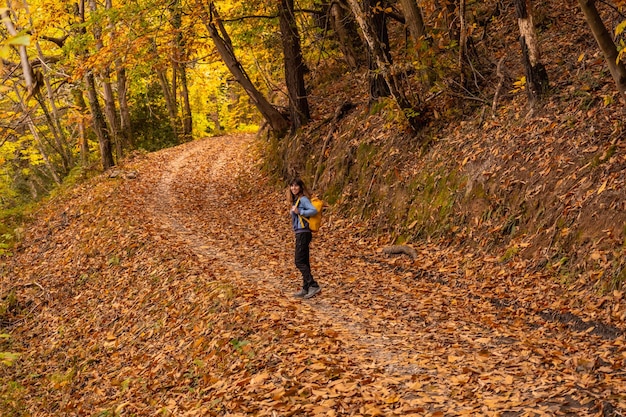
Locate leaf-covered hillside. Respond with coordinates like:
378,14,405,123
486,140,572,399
1,134,625,416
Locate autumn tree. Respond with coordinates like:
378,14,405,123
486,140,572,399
578,0,626,100
347,0,426,130
279,0,310,130
77,0,115,169
200,2,290,135
170,0,193,140
515,0,549,103
327,0,364,69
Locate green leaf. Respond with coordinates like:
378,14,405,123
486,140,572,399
7,34,30,46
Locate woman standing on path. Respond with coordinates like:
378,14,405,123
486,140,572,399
288,178,321,299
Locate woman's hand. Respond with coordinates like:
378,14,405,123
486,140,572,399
291,205,299,214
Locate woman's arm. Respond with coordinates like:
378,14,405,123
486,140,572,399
298,196,318,217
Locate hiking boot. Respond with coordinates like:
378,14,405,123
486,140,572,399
293,288,308,298
303,286,321,299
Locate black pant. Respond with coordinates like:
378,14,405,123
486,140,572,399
295,232,318,290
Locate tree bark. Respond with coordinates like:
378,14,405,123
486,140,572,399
91,0,122,161
76,0,114,169
116,65,133,148
329,1,362,69
279,0,310,131
153,53,180,141
398,0,427,45
72,89,90,167
578,0,626,100
1,8,34,90
202,2,289,136
346,0,425,131
367,0,391,99
179,66,193,139
515,0,549,103
458,0,467,87
85,72,115,169
170,0,193,140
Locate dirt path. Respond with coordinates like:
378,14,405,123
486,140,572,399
147,134,625,416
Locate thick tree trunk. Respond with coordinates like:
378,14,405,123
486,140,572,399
90,0,122,161
368,0,391,99
104,0,132,149
202,3,289,135
170,0,193,140
78,0,114,169
180,66,193,139
515,0,548,103
329,1,362,69
398,0,427,45
279,0,310,130
578,0,626,100
155,64,180,140
102,69,122,159
346,0,425,131
85,72,114,169
116,65,133,148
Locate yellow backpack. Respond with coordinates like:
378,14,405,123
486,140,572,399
296,196,324,232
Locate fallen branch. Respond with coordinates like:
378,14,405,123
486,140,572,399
382,245,418,260
492,55,506,117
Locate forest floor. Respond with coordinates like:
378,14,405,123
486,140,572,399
1,134,625,416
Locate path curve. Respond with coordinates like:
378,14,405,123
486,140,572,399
147,134,624,416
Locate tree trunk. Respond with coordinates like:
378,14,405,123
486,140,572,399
14,86,61,184
578,0,626,100
367,0,391,99
72,89,90,167
116,65,133,148
154,59,180,141
202,2,289,135
279,0,310,131
515,0,549,103
1,9,34,90
91,0,122,161
458,0,467,87
26,0,74,172
180,66,193,139
77,0,114,169
329,1,362,69
85,72,115,170
346,0,425,131
33,91,71,173
170,0,193,140
398,0,427,45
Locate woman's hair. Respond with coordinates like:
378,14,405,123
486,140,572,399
287,177,311,205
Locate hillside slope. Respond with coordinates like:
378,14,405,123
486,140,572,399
1,134,625,415
266,1,626,290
